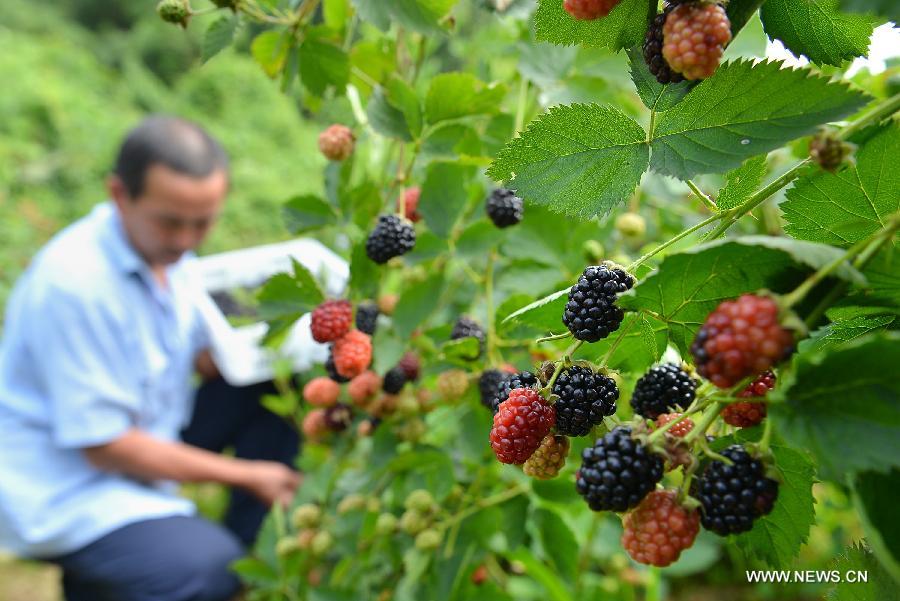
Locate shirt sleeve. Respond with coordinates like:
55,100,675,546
27,284,139,448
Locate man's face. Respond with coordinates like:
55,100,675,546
109,164,228,267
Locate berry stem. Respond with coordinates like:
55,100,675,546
684,401,723,444
485,250,501,365
439,485,527,531
782,214,900,310
757,417,774,455
599,316,637,367
536,331,573,343
686,180,717,212
514,77,529,136
837,91,900,141
627,212,722,272
647,397,709,443
542,340,583,394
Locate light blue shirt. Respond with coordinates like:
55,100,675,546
0,202,208,557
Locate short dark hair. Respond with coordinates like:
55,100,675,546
112,115,229,198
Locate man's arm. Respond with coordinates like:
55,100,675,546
84,429,300,507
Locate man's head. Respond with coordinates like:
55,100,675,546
107,115,229,267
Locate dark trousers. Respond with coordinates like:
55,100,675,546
51,377,300,601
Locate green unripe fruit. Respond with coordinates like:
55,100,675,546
582,240,605,263
375,513,398,536
415,528,442,551
211,0,239,9
399,510,429,535
366,496,382,513
396,395,420,416
615,212,646,239
156,0,190,26
311,530,334,557
337,493,367,515
276,537,301,557
292,504,322,529
404,489,435,514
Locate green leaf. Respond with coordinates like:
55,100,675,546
826,542,900,600
487,104,649,218
257,261,325,321
851,471,900,585
202,15,236,63
531,508,578,582
638,313,659,360
501,288,568,335
261,393,297,417
440,337,480,362
349,240,379,300
861,248,900,306
735,443,816,568
283,195,339,234
584,312,669,373
800,314,896,354
627,46,690,113
387,75,423,139
393,272,446,338
771,332,900,480
424,73,505,125
368,87,412,141
251,30,291,78
299,29,350,96
419,162,471,238
323,0,350,30
352,0,457,35
230,557,279,585
782,125,900,247
716,155,768,211
508,548,575,601
533,0,653,52
619,236,866,355
760,0,875,66
650,60,868,180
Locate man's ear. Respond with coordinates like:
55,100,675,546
106,175,130,210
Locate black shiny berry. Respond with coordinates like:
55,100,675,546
479,370,506,409
643,4,686,85
630,363,698,419
485,188,524,228
563,265,634,342
355,302,379,336
450,316,485,359
491,371,539,413
365,214,416,264
383,366,408,394
552,366,618,436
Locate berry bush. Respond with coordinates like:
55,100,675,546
159,1,899,599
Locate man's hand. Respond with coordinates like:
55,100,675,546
240,461,302,508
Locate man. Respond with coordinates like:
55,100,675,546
0,116,301,600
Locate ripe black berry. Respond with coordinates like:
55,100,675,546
355,302,379,335
563,265,634,342
491,371,539,413
479,370,506,409
552,366,618,436
643,4,685,85
630,363,698,419
485,188,524,228
451,316,485,359
365,214,416,264
694,445,779,536
576,426,664,512
383,367,408,394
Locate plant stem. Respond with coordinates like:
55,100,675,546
684,402,723,443
627,212,723,272
647,397,710,443
838,91,900,141
757,417,774,455
485,250,500,365
686,179,717,212
536,331,572,343
514,77,529,136
543,340,583,393
441,485,527,530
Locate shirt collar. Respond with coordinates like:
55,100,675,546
100,201,146,276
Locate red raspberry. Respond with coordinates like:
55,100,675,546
303,377,340,408
722,371,774,427
655,413,694,438
332,330,373,379
523,434,570,479
622,490,700,567
318,124,355,161
397,187,422,223
310,300,353,343
397,352,421,382
563,0,621,20
302,409,328,441
690,294,794,388
662,2,732,81
490,389,556,464
348,371,382,408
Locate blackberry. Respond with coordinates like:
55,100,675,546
722,370,774,427
577,426,664,512
643,4,685,85
355,302,379,335
563,265,634,342
662,2,732,81
451,316,485,359
694,445,779,535
325,348,350,383
485,188,524,228
310,299,353,343
383,366,408,394
324,403,353,432
563,0,621,19
479,370,507,409
551,366,618,436
491,371,539,413
630,363,698,419
621,489,700,567
365,214,416,264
